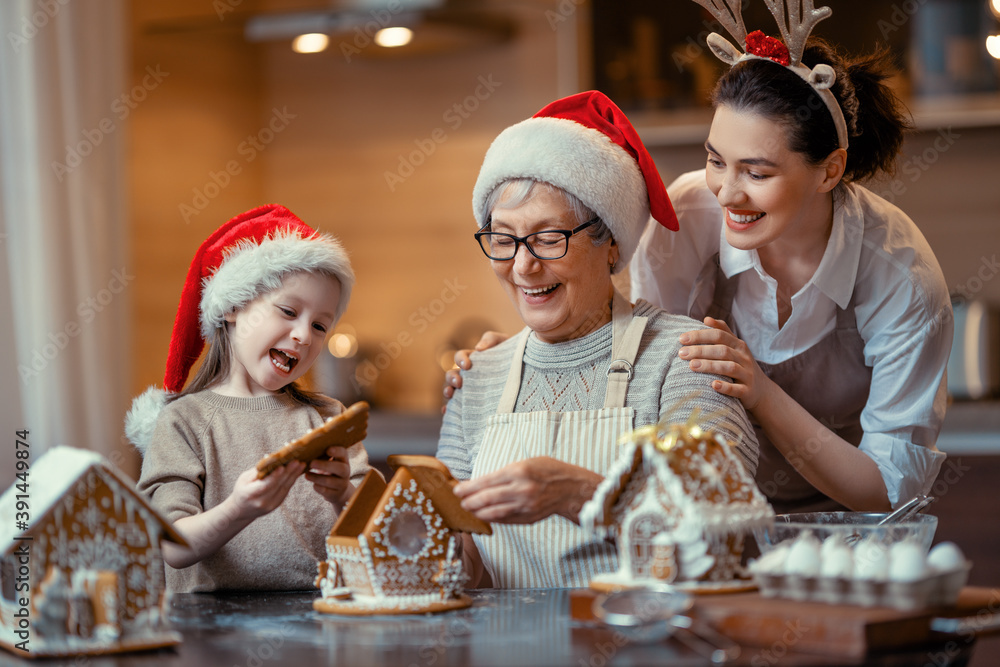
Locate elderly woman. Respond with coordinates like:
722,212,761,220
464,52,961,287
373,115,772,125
436,91,759,589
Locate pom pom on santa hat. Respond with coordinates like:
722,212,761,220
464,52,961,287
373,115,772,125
125,204,355,453
472,90,678,273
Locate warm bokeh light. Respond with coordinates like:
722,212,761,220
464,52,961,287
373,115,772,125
438,349,458,372
328,332,358,358
374,27,413,48
988,35,1000,60
292,33,330,54
992,0,1000,19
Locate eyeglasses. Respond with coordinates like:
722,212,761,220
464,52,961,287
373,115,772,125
475,217,600,261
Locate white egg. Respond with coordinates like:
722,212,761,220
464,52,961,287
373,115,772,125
888,539,927,582
785,532,822,577
854,538,890,580
819,535,854,579
927,542,967,573
752,542,791,574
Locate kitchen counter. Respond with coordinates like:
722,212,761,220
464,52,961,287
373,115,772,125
6,588,987,667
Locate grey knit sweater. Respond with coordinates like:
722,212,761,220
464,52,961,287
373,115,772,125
137,390,373,592
437,301,759,481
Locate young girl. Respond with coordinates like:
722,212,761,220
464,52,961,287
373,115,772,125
126,204,375,592
631,19,952,513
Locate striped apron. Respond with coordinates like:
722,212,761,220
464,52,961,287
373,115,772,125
472,291,648,588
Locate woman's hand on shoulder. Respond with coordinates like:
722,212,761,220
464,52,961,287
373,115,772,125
678,317,772,412
451,457,601,525
441,330,511,412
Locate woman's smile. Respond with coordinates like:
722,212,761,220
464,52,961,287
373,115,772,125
520,283,561,300
725,208,766,231
488,184,616,344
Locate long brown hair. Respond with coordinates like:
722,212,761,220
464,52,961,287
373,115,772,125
713,38,912,183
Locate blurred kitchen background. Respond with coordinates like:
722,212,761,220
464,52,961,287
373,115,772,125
1,0,999,493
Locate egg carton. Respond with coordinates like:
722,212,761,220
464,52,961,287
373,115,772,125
753,563,971,611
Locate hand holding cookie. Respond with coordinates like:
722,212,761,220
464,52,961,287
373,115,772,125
233,461,306,519
256,401,369,479
306,445,354,506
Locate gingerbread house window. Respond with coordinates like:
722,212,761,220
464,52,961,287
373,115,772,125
386,509,430,558
629,513,668,579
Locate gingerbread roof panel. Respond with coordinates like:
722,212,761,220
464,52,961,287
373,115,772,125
329,469,388,538
387,455,491,535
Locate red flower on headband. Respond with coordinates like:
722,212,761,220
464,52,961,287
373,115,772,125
745,30,790,66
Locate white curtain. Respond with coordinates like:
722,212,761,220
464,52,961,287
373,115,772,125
0,0,129,488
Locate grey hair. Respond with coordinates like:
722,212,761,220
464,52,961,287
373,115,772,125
483,178,613,247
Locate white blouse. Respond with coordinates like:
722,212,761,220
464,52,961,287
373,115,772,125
630,169,952,507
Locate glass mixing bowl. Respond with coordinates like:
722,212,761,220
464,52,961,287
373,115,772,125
754,511,938,554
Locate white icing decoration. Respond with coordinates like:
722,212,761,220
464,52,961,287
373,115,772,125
316,476,475,612
581,431,774,588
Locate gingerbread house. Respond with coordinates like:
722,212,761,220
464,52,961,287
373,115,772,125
0,446,186,658
580,418,773,591
314,455,491,615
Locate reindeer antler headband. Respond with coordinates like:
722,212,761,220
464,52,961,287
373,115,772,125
692,0,849,149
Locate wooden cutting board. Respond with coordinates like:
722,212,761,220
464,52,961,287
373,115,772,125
692,592,932,659
570,587,1000,660
696,587,1000,659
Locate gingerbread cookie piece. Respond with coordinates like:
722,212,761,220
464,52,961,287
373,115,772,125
256,401,369,479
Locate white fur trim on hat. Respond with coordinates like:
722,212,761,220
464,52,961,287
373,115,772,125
472,116,649,273
124,386,168,453
199,231,355,339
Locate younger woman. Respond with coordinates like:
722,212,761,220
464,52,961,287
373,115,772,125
631,36,952,513
127,204,375,592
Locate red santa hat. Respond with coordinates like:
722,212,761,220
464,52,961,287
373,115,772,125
472,90,678,273
125,204,354,452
